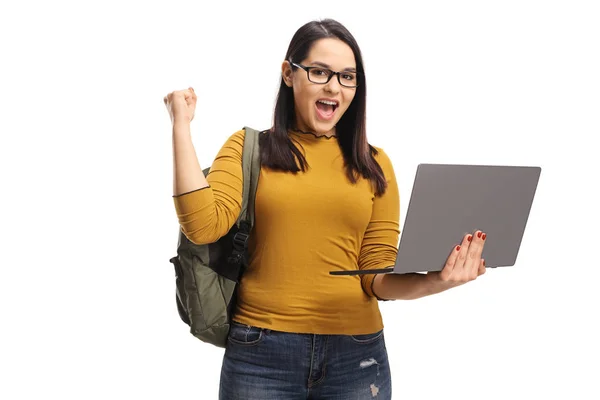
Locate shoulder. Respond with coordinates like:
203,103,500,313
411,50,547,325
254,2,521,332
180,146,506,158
371,145,394,171
215,129,246,157
370,145,398,186
224,127,262,148
228,128,247,146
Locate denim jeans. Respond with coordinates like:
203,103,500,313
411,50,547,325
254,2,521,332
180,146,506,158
219,321,392,399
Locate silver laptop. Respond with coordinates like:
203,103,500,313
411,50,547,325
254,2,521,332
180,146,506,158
331,163,541,275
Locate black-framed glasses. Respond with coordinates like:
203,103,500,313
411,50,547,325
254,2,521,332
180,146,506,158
291,62,359,88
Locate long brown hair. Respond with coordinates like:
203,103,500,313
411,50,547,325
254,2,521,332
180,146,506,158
260,19,387,196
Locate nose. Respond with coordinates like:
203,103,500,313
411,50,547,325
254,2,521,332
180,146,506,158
323,74,341,94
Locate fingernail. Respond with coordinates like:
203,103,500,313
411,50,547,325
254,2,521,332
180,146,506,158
477,231,482,238
467,235,473,242
456,245,461,251
483,259,486,267
482,233,486,240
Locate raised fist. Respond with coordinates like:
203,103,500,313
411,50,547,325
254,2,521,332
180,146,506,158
164,87,197,124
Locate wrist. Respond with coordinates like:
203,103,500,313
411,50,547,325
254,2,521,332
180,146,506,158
425,272,458,292
171,114,192,125
172,120,191,136
172,116,191,127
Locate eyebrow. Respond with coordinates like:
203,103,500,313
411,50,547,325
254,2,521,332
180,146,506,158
310,61,357,73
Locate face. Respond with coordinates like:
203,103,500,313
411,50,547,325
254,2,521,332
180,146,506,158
282,38,357,136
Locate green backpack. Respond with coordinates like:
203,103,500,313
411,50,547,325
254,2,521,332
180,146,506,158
169,127,261,348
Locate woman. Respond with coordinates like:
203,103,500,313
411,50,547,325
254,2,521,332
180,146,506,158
164,18,486,400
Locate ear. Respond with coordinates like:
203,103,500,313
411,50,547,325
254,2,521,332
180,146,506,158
281,60,293,87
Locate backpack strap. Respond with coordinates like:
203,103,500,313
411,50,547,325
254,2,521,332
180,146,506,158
227,127,260,266
239,127,260,228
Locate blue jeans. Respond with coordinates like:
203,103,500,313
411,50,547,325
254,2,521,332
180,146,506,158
219,321,392,399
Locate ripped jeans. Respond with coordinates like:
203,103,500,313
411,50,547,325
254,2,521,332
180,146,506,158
219,321,392,399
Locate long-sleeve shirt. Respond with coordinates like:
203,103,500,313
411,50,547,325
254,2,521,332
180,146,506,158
173,129,400,335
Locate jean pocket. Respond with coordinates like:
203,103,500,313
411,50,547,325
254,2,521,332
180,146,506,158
227,322,265,346
349,329,384,344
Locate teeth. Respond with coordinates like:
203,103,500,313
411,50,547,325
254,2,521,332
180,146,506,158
317,100,337,106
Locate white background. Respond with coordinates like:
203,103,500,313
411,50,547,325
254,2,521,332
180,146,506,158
1,0,598,399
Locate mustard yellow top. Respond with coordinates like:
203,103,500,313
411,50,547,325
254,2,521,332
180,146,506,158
173,129,400,335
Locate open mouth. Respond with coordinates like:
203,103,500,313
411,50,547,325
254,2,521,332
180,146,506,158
315,99,339,120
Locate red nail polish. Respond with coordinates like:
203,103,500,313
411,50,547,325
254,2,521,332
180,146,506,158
482,233,486,240
467,235,473,242
483,260,486,266
456,245,461,251
477,232,482,238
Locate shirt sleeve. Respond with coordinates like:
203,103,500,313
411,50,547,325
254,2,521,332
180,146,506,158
172,129,245,244
358,148,400,298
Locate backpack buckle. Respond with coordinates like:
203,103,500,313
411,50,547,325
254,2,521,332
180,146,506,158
227,251,244,266
227,230,250,267
232,231,250,252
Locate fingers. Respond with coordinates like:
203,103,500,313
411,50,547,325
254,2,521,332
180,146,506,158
183,87,195,97
478,259,486,276
440,230,487,283
458,232,473,267
163,87,196,105
439,243,462,281
450,232,474,273
465,229,485,273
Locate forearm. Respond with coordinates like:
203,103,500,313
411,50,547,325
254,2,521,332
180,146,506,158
172,121,209,196
372,272,458,300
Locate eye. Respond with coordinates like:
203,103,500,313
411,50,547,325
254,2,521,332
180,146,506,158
342,73,356,81
311,68,328,76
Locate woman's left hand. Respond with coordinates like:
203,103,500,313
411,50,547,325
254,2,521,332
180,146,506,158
426,230,487,288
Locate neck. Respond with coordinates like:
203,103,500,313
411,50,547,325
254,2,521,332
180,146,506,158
291,127,336,138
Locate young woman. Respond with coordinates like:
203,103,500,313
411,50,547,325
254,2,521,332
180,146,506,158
164,18,486,400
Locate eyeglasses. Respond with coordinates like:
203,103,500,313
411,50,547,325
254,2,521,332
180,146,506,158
291,62,359,88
